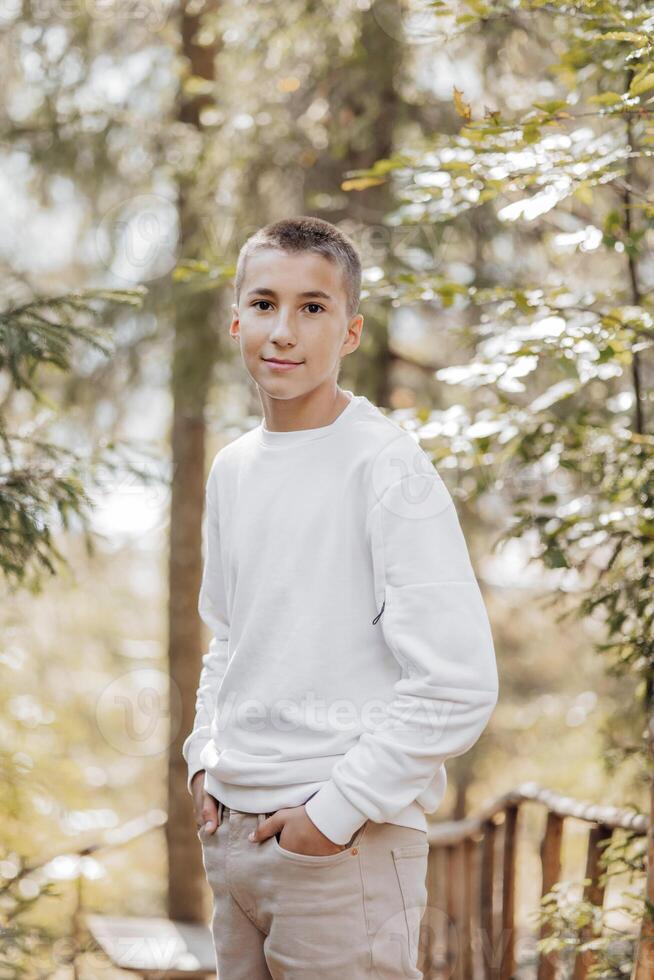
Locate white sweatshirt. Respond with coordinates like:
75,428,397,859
182,390,499,845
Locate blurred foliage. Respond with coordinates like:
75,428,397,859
349,0,653,776
0,287,169,592
345,1,654,970
534,828,647,978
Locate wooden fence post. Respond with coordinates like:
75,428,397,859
572,823,612,980
537,810,564,980
480,818,497,978
500,804,519,980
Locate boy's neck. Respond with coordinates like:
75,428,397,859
260,384,352,433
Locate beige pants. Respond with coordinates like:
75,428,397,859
197,801,429,979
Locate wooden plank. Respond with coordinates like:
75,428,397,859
572,824,612,980
537,811,564,980
500,805,518,980
480,819,496,979
426,786,647,847
451,842,465,980
634,773,654,979
446,844,458,979
460,837,475,980
85,915,216,976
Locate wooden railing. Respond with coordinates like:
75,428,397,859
419,782,648,980
15,785,649,978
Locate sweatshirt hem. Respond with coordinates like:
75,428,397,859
203,772,427,845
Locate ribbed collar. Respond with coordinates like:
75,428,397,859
257,390,366,448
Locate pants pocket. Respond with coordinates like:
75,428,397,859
391,841,430,964
272,820,369,865
197,823,219,843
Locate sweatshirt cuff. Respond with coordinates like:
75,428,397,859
304,780,368,845
184,738,209,795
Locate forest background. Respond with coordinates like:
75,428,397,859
1,0,653,976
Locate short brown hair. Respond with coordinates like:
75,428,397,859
234,216,361,319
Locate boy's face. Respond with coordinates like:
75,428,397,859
230,248,363,398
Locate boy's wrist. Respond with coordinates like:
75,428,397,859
186,759,207,796
184,736,210,795
304,780,367,846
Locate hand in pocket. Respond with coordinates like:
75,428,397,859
191,770,220,836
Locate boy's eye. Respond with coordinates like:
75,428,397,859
251,300,325,314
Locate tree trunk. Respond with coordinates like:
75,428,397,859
626,94,653,978
167,0,221,923
301,1,406,408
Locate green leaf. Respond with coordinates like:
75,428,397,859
597,345,615,363
532,100,568,114
543,545,570,569
514,291,534,314
588,92,623,106
523,123,541,144
629,74,654,96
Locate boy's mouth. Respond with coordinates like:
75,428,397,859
262,357,305,370
263,357,304,364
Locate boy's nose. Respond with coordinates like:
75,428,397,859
270,317,294,337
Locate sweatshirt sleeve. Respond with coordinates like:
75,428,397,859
304,454,499,844
182,460,230,795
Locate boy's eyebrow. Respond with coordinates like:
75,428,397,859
246,287,333,301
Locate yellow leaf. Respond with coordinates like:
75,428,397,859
278,76,301,93
602,31,650,43
574,184,593,206
341,177,386,191
453,86,472,121
630,73,654,96
183,75,214,96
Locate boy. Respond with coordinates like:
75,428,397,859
182,216,499,979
